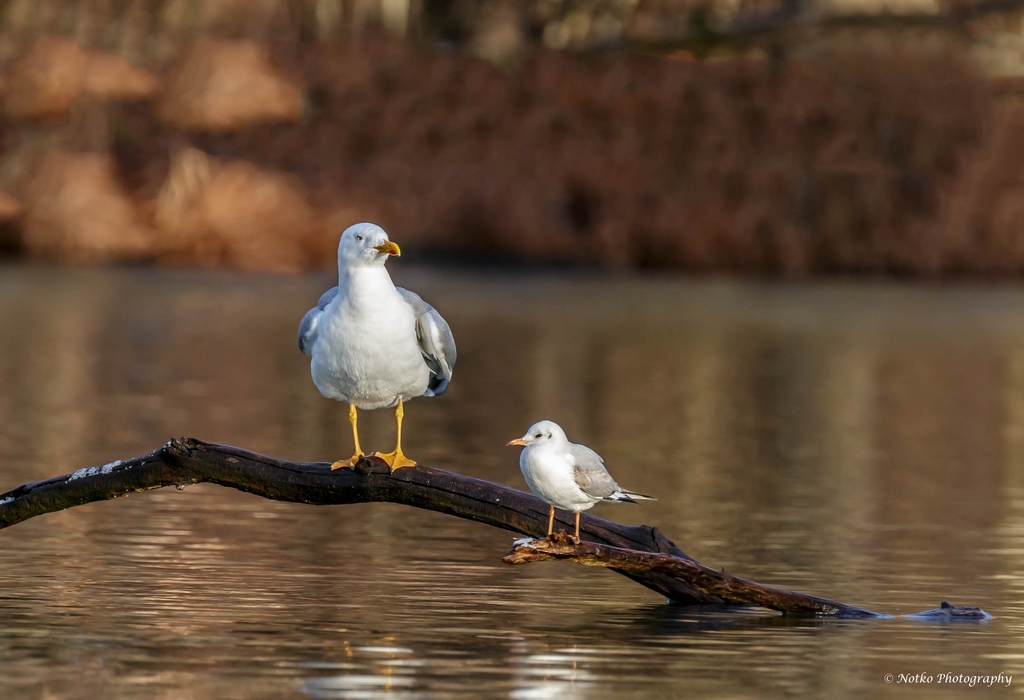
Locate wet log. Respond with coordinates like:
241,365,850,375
0,437,713,605
503,536,992,620
0,438,989,618
505,534,882,616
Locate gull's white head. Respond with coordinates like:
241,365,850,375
506,420,568,449
337,222,401,272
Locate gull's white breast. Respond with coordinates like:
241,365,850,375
520,446,597,512
311,278,429,410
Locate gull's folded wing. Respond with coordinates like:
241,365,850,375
397,288,457,396
298,287,339,355
568,444,621,499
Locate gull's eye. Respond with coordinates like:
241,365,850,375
535,433,543,438
356,235,363,241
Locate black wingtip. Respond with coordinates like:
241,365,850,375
621,490,657,502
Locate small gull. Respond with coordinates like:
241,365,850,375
507,420,654,541
299,223,456,470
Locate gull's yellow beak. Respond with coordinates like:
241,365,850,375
373,241,401,256
506,438,528,447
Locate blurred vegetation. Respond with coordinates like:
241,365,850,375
1,0,1024,274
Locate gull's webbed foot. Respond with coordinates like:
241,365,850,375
331,454,363,470
371,450,417,471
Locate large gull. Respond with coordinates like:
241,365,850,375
299,222,456,470
507,420,655,541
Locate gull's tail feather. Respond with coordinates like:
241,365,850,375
606,489,657,503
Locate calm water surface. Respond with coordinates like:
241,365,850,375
1,264,1023,699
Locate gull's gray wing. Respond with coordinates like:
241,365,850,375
298,286,338,355
397,287,456,396
568,443,621,499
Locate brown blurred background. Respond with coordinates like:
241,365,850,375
1,0,1023,275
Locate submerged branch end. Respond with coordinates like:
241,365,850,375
503,535,992,620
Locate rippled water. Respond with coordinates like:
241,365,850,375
1,264,1023,698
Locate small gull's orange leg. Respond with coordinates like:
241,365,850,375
331,404,363,470
573,511,581,543
547,505,555,536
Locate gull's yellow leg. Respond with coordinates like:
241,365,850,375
372,398,417,470
573,511,581,543
331,404,363,470
547,505,555,536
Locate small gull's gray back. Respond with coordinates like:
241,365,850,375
569,443,623,499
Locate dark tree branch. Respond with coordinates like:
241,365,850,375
0,438,991,619
0,438,715,604
504,533,879,617
503,535,992,620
